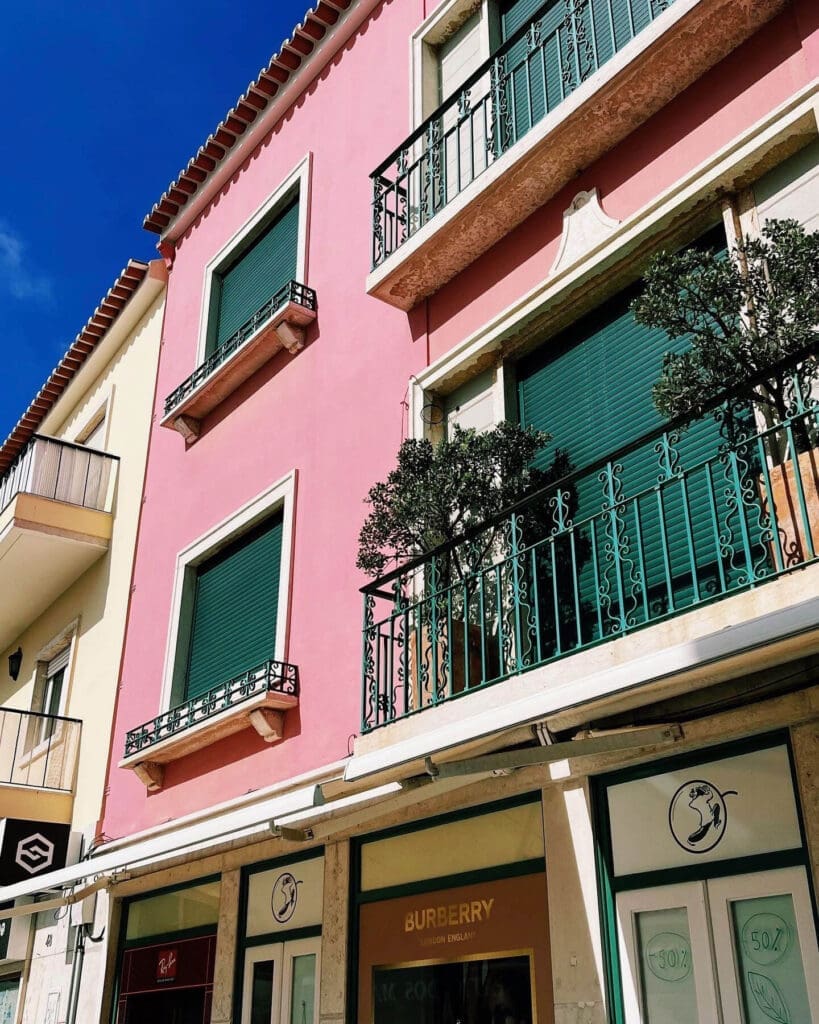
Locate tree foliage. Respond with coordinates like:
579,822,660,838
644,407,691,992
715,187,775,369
357,421,570,580
632,219,819,434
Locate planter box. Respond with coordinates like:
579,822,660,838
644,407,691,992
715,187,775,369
407,621,500,713
762,448,819,567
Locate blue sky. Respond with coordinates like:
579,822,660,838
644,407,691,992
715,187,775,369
0,0,312,442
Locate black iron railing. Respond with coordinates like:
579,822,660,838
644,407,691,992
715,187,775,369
0,707,82,791
124,659,299,757
0,434,117,515
361,358,819,731
371,0,674,268
164,280,317,416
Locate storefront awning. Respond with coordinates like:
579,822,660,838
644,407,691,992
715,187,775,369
0,781,324,915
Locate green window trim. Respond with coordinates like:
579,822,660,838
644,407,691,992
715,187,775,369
184,513,284,702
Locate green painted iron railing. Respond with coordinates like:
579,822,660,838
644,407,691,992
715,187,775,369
124,659,298,757
361,372,819,732
164,280,317,416
370,0,675,268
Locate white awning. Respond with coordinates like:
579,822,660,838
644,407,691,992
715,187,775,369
0,781,323,913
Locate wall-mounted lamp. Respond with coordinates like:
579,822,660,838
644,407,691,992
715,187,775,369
8,647,22,681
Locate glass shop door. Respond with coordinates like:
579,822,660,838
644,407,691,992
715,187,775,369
241,937,320,1024
617,867,819,1023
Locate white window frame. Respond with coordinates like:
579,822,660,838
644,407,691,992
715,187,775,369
159,470,298,713
410,0,498,128
195,154,312,366
74,392,112,451
22,620,79,758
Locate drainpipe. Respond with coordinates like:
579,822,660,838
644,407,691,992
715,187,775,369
65,913,106,1024
65,924,85,1024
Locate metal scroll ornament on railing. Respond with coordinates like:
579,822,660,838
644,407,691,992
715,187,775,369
124,659,298,757
370,0,679,268
361,380,819,732
164,281,317,415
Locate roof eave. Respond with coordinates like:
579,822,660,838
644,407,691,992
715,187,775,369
143,0,382,243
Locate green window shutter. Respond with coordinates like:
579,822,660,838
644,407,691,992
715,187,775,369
499,0,561,145
517,239,732,625
500,0,546,37
497,0,660,148
185,514,284,701
211,196,300,354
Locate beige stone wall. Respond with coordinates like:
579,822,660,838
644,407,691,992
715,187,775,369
0,288,164,837
319,841,350,1024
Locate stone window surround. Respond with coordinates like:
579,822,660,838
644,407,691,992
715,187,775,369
410,0,500,127
194,154,312,367
158,470,297,715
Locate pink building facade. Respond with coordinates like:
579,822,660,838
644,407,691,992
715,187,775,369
6,1,819,1022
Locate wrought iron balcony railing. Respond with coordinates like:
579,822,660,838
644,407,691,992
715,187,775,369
164,280,317,416
0,434,118,515
361,364,819,732
123,659,299,757
0,706,82,792
371,0,675,269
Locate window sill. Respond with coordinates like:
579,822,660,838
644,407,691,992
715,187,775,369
119,659,299,791
162,281,317,442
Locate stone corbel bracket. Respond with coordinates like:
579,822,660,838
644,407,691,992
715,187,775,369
550,188,621,279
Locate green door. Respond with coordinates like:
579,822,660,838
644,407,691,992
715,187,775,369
185,514,284,701
210,197,299,354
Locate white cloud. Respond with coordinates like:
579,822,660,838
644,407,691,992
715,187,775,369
0,222,53,302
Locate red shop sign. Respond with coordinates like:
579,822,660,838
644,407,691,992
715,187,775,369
156,948,178,984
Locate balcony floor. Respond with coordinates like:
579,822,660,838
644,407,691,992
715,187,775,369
349,561,819,780
0,493,111,650
368,0,789,309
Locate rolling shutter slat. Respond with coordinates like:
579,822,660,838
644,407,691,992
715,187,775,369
211,198,299,353
517,250,733,619
185,515,284,701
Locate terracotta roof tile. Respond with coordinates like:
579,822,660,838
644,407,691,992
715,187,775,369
143,1,358,235
0,260,151,477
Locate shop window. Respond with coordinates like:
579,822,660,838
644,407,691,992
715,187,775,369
115,879,221,1024
0,975,20,1023
125,879,221,942
595,737,819,1023
355,797,551,1024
